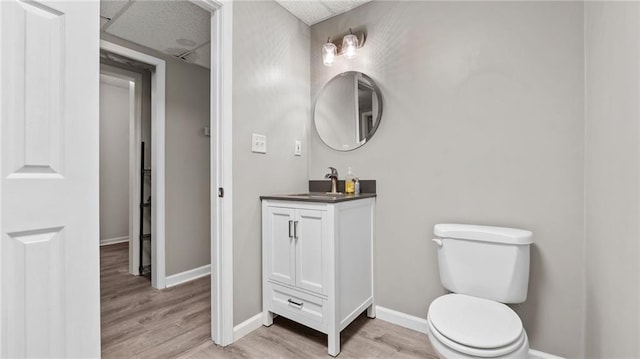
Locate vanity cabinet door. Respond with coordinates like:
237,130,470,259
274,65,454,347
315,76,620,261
295,209,328,295
265,207,296,286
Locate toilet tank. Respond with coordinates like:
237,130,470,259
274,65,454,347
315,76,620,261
433,224,533,304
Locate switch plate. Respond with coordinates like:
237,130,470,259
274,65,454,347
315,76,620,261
294,140,302,156
252,134,267,154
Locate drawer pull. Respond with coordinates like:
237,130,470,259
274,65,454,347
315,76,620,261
287,298,303,308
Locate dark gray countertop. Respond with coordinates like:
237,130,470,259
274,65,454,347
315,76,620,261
260,192,377,203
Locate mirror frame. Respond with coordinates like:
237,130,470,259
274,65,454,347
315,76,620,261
313,71,383,152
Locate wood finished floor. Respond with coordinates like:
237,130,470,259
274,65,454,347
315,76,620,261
101,243,439,358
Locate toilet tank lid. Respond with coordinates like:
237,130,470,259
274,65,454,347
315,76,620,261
434,224,533,245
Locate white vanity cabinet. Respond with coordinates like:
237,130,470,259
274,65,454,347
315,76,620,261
261,196,375,357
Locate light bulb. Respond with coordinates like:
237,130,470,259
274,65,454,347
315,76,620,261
342,33,358,59
322,42,337,66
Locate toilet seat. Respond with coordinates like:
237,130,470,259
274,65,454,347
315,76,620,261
427,294,525,357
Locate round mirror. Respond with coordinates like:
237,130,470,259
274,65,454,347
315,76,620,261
314,72,383,151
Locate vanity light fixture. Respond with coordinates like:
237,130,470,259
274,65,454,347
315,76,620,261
342,30,358,59
322,29,366,66
322,38,337,66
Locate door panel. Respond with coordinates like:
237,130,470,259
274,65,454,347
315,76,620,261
295,209,325,294
5,1,64,178
266,207,295,285
0,0,100,357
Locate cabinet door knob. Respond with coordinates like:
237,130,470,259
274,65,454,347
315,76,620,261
288,220,293,238
294,221,299,239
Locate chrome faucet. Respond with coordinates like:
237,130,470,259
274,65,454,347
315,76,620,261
325,167,339,194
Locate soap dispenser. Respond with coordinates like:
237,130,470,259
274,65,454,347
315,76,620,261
345,167,355,194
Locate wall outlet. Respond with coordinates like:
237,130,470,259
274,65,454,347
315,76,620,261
252,134,266,154
294,140,302,156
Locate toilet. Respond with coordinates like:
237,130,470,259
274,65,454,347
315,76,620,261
428,224,533,359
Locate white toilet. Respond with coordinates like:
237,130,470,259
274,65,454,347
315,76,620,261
428,224,533,359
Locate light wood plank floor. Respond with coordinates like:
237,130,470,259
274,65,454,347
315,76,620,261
101,243,439,358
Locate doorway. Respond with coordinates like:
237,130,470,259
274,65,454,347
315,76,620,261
98,0,235,349
99,56,155,281
99,43,165,289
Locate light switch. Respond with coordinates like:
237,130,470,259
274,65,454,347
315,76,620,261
252,134,267,154
294,140,302,156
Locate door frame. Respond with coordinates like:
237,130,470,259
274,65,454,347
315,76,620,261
101,0,235,345
99,40,167,290
98,65,143,277
190,0,234,346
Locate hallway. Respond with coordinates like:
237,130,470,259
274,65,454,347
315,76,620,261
100,243,211,358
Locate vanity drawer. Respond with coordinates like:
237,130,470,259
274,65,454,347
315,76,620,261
268,282,327,333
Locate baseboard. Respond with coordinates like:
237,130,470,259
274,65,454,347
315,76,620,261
375,306,430,334
165,264,211,288
528,349,565,359
375,305,564,359
233,313,262,341
100,236,129,246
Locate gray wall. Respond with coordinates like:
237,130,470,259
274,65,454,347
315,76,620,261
310,2,585,356
232,1,310,325
101,33,211,276
585,2,640,357
99,75,131,242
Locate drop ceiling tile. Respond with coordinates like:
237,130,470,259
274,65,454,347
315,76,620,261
321,0,369,14
276,1,333,26
185,43,211,69
100,0,129,19
275,0,371,25
106,0,210,57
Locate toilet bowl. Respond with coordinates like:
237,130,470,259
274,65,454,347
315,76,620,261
429,224,534,359
426,294,529,359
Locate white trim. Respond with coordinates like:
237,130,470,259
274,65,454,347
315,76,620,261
99,40,167,290
99,65,143,277
233,313,262,342
165,264,212,288
375,306,564,359
100,236,129,246
375,306,429,334
0,1,5,353
192,0,235,347
128,76,142,276
529,349,565,359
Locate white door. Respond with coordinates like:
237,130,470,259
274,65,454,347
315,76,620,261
295,209,326,294
265,206,296,285
0,0,101,357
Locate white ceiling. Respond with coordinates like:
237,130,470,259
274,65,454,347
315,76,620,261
100,0,210,69
274,0,371,26
99,0,370,68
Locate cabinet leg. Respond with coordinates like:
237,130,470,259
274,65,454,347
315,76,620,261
262,311,274,327
328,331,340,357
366,303,376,319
